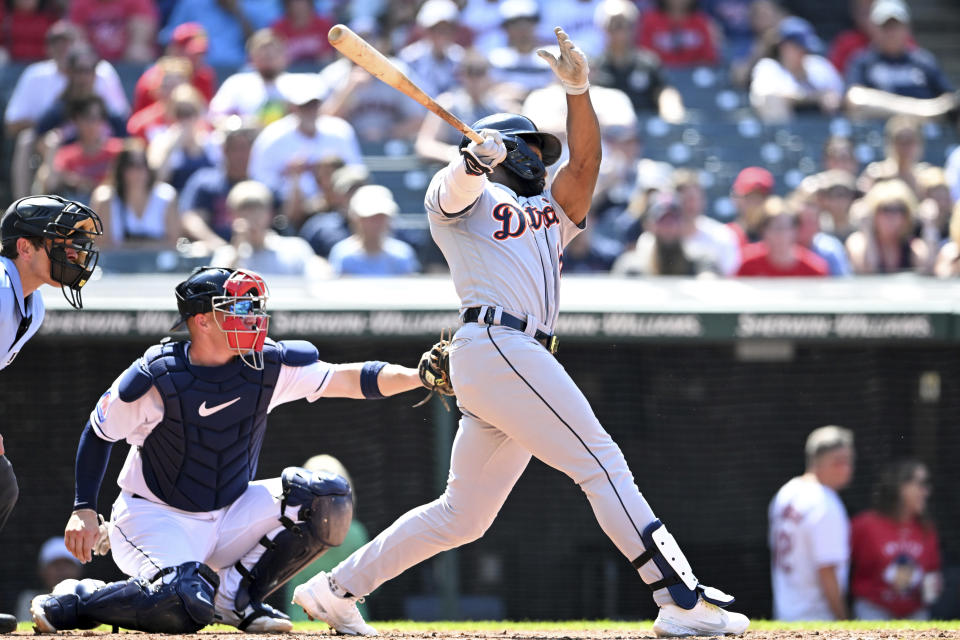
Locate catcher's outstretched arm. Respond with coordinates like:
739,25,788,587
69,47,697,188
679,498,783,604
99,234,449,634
323,362,424,399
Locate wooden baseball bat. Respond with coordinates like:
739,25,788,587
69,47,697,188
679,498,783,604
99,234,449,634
327,24,484,144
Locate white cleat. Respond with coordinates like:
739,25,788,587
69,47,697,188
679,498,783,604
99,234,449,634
653,597,750,637
29,595,56,634
214,602,294,633
292,572,378,636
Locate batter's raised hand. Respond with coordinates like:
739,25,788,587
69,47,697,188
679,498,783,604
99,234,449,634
64,508,101,563
461,129,507,176
537,27,590,95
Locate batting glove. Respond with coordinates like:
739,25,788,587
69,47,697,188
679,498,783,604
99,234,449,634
537,27,590,95
461,129,507,176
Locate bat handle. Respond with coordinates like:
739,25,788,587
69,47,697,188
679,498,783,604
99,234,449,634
464,128,484,144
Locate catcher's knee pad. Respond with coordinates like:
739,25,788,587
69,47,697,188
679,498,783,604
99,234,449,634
234,466,353,611
632,520,735,610
41,562,218,633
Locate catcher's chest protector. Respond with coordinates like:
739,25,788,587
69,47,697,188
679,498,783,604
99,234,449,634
138,341,282,512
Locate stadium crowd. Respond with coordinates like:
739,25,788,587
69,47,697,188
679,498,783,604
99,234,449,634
2,0,959,279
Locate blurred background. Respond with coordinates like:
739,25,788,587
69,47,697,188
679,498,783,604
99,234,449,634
1,0,960,625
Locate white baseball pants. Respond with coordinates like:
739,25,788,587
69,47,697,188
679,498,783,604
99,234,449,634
334,323,663,598
108,478,296,612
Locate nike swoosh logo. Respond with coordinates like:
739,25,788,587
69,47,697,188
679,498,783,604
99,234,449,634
195,588,211,607
198,397,241,417
690,611,730,632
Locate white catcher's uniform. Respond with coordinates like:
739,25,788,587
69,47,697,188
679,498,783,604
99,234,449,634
92,348,335,613
331,161,664,599
768,476,850,620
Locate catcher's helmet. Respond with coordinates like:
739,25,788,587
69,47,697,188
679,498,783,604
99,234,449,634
1,194,103,309
460,113,562,181
172,266,270,369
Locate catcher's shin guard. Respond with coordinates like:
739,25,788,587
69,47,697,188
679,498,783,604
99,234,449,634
35,562,218,633
234,467,353,611
633,520,736,610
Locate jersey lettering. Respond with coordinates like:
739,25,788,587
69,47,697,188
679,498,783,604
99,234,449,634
492,202,559,241
492,203,526,240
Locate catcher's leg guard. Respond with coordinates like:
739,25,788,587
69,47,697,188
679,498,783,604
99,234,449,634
633,520,736,610
233,467,353,612
33,562,218,633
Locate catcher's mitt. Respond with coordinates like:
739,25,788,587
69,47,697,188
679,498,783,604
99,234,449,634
414,330,455,409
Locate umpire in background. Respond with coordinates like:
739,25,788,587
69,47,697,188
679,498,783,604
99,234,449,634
0,195,102,631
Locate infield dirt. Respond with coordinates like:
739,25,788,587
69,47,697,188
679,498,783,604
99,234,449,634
4,630,958,639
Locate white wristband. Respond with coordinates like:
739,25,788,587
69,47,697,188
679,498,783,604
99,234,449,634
562,79,590,95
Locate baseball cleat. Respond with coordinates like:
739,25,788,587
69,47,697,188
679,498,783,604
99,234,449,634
30,595,57,633
31,578,109,633
652,597,750,637
292,572,378,636
214,602,293,633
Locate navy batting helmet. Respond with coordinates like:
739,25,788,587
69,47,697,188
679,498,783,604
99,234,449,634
460,113,562,181
1,194,103,309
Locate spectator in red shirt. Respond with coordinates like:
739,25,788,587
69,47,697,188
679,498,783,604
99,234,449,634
638,0,719,67
851,460,942,620
132,22,216,113
127,57,192,142
736,196,829,276
39,95,123,202
68,0,157,62
828,0,873,74
728,166,774,246
270,0,334,66
0,0,57,61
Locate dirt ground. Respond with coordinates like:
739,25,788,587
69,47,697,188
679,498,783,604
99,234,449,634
5,630,958,639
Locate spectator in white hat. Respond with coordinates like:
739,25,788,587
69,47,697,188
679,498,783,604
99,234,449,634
399,0,466,98
328,185,421,276
248,78,363,205
488,0,554,96
845,0,957,120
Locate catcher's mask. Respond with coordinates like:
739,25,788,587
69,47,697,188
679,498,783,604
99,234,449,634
172,267,271,369
459,113,562,193
1,195,103,309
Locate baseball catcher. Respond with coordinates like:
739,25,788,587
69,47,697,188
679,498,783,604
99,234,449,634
31,266,432,634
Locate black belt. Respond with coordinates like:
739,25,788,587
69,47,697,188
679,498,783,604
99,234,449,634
463,307,559,354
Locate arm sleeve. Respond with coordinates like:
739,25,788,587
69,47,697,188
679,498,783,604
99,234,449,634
73,420,114,511
926,59,954,94
269,360,336,409
845,54,868,88
809,502,850,567
425,159,485,220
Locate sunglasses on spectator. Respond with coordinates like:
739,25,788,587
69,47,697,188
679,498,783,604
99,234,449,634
175,107,199,119
877,204,908,215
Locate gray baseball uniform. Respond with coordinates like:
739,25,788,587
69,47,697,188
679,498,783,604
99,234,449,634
329,160,667,598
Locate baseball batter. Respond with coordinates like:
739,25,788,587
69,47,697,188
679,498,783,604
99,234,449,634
0,195,101,632
31,266,429,635
294,28,749,637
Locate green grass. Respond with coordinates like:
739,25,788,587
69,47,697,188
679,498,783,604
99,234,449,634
16,619,960,633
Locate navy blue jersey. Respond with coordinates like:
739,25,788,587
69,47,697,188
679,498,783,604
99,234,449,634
847,47,953,99
89,338,330,512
